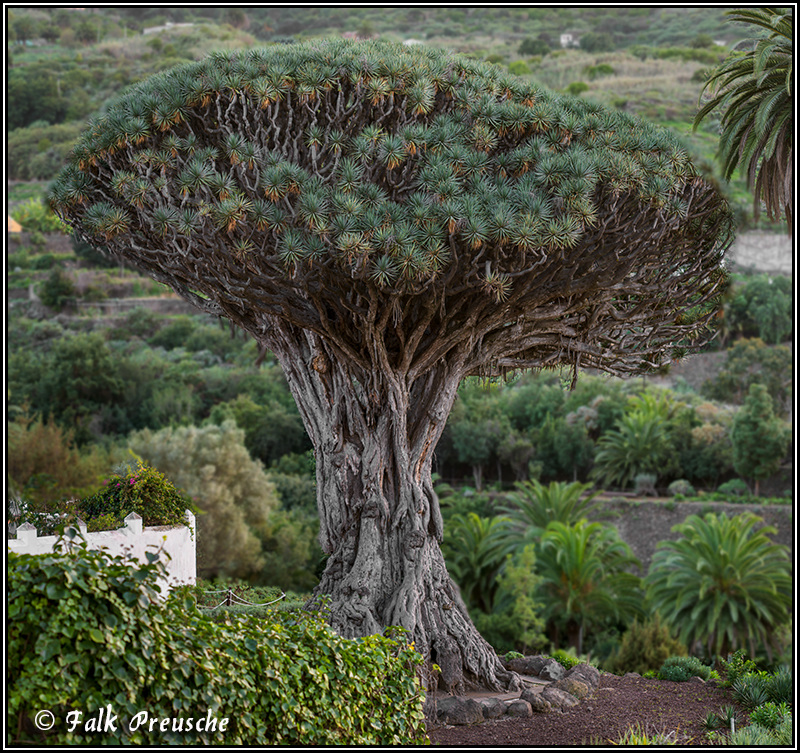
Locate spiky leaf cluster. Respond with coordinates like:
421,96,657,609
694,7,793,228
50,40,733,378
645,512,792,657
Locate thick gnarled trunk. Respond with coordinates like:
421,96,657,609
266,329,517,693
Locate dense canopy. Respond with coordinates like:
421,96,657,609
51,39,733,382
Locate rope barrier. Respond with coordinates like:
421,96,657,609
197,588,286,610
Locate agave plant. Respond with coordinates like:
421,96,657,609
610,723,678,746
731,674,770,710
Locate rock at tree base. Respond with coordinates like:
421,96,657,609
520,688,553,713
437,696,484,726
564,663,601,691
552,677,590,699
505,699,533,717
541,686,581,709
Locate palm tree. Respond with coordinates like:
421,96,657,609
694,7,793,230
591,411,672,490
645,512,792,660
442,512,516,615
537,519,644,653
500,479,601,540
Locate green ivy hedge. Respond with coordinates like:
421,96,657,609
8,543,427,746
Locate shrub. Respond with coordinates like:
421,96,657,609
38,268,75,310
765,666,792,705
606,616,687,676
721,649,758,686
551,648,581,670
10,197,67,234
667,479,695,497
565,81,589,96
30,253,58,270
716,478,749,497
731,673,770,709
749,701,791,729
729,717,793,746
634,472,657,496
8,546,427,746
7,410,111,508
657,655,712,682
76,458,192,529
508,60,531,76
518,38,549,57
585,63,615,79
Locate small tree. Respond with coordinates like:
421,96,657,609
645,512,792,659
129,421,282,580
702,337,792,414
38,268,75,311
49,40,732,690
537,519,643,654
501,479,601,539
693,7,793,231
730,382,791,495
518,37,550,57
591,411,672,490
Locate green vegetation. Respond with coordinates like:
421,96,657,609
128,421,318,590
605,616,687,676
645,512,792,658
730,383,792,495
656,655,713,682
609,724,679,746
702,337,792,415
43,24,735,691
6,6,785,231
501,480,602,539
6,6,792,711
537,520,643,654
76,458,192,529
694,8,793,230
7,545,427,746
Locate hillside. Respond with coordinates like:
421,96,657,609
6,5,783,231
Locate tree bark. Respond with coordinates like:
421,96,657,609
263,326,518,693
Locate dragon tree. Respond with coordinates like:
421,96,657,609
50,40,733,692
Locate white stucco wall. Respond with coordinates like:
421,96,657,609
7,511,196,594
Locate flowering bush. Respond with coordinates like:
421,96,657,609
76,459,192,529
